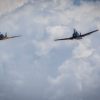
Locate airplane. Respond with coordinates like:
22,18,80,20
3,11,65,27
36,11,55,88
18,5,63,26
55,29,99,41
0,32,21,40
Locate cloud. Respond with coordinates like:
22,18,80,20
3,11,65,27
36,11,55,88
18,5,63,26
48,51,100,100
82,0,100,2
73,39,94,58
0,0,100,100
0,0,27,16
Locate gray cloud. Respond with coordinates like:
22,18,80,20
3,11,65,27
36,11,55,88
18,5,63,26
83,0,100,2
0,0,27,17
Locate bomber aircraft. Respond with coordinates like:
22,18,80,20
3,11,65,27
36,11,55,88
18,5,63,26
55,29,99,41
0,32,21,40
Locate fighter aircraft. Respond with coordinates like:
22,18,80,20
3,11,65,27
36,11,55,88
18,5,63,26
0,32,21,40
55,29,99,41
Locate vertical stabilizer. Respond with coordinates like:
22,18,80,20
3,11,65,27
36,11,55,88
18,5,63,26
5,32,7,38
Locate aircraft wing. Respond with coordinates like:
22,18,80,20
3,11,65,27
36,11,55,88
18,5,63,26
55,36,73,41
3,35,21,40
81,29,99,37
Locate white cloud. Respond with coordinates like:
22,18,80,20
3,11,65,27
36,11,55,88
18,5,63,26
73,39,94,58
48,52,100,99
47,26,67,38
0,0,27,16
0,0,100,100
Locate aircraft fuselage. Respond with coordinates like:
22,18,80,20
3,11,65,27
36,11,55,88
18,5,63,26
74,36,82,39
72,30,82,39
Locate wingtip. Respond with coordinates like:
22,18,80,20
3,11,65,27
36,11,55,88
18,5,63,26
16,35,22,37
95,29,99,31
54,39,57,41
54,39,59,41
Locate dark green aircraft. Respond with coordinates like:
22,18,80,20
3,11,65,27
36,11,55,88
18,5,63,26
55,29,99,41
0,33,21,40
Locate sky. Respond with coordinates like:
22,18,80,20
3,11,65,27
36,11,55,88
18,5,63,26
0,0,100,100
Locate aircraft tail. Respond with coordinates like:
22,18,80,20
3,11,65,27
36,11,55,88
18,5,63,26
74,28,77,33
74,29,75,33
5,32,7,38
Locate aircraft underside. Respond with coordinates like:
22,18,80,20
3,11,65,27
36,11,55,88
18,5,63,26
75,36,82,39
